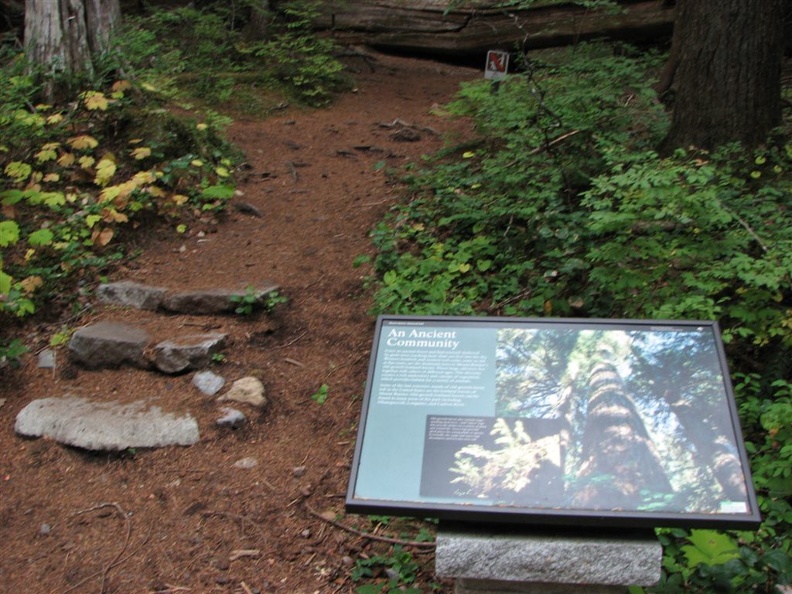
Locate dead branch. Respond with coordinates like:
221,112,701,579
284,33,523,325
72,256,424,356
304,504,435,549
62,502,133,594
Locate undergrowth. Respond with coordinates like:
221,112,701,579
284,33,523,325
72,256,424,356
365,42,792,592
0,0,349,365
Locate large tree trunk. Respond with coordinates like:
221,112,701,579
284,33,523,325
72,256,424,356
662,0,784,151
316,0,674,56
24,0,121,98
572,359,672,510
660,390,747,502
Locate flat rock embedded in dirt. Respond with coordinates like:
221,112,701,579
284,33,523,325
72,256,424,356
193,370,226,395
160,282,280,315
14,396,200,450
152,333,228,374
68,321,150,369
97,280,168,310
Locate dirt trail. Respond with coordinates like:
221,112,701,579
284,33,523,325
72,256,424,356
0,52,478,594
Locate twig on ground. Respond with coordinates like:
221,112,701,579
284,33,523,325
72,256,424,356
274,330,308,349
62,502,133,594
304,504,435,549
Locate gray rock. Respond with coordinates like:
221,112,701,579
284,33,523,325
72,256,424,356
152,333,227,374
216,407,246,427
218,377,267,408
193,370,226,396
15,396,200,451
68,322,150,369
435,526,662,587
97,280,167,310
160,282,280,315
37,349,56,369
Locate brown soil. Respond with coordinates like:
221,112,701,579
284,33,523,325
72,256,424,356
0,52,479,594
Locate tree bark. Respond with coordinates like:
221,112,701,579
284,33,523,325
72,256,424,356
316,0,674,56
660,390,748,502
24,0,120,97
662,0,784,151
572,359,672,510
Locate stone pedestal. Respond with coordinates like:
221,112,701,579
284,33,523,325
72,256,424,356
435,524,662,594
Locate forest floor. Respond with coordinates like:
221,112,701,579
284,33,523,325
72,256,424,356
0,51,479,594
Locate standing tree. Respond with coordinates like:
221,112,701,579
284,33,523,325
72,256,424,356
24,0,121,97
661,0,785,151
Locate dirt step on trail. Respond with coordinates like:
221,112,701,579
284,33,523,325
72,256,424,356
0,51,478,594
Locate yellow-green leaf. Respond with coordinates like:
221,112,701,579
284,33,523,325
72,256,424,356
83,91,109,111
35,147,58,163
79,155,95,169
58,152,75,167
94,156,117,186
85,214,101,228
4,161,32,183
0,220,20,247
130,147,151,160
68,135,99,150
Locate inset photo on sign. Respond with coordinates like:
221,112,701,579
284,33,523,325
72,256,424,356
493,326,750,515
420,415,564,508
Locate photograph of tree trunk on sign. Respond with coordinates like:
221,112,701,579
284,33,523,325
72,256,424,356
443,327,749,514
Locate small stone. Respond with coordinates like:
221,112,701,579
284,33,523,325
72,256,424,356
193,370,225,396
37,349,56,369
301,529,311,538
216,407,246,428
219,377,267,408
385,568,401,581
292,465,306,478
39,523,51,535
233,457,258,469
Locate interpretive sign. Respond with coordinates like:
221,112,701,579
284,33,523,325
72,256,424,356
346,316,761,529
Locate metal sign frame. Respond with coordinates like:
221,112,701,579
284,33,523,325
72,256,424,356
346,315,760,529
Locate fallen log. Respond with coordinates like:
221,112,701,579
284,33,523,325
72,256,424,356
316,0,675,56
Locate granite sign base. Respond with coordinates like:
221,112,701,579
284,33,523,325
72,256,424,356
436,523,662,594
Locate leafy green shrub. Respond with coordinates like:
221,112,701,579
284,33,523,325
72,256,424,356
0,77,238,323
369,44,668,317
119,2,349,109
367,41,792,593
246,0,350,106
